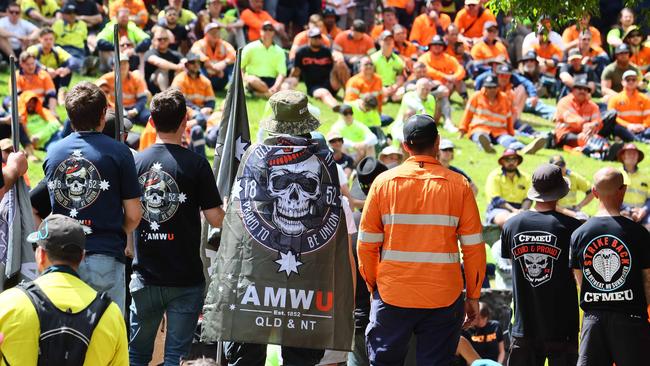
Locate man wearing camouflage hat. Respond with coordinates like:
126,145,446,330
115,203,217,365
203,90,354,365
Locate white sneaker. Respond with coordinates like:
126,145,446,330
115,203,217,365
443,119,459,133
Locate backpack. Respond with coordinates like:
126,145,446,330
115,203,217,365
16,281,111,366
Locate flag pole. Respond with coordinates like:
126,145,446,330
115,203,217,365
9,56,19,152
113,24,125,142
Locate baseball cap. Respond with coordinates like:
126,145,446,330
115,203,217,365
27,214,86,253
102,109,133,137
379,145,403,158
483,74,498,87
326,131,343,142
262,21,275,31
439,139,454,150
308,27,321,38
204,22,221,34
339,104,353,115
520,50,537,62
379,30,393,41
568,48,582,61
527,164,570,202
484,21,498,31
429,34,446,46
496,64,512,75
465,0,479,4
403,114,438,145
185,52,201,63
62,3,76,14
623,70,638,80
615,43,631,55
573,76,590,90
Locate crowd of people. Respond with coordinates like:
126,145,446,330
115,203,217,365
0,0,648,366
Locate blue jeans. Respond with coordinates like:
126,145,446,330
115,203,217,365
78,253,126,314
366,291,464,366
524,98,556,120
129,276,205,366
471,132,525,150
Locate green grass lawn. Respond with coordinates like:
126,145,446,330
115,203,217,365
5,72,649,220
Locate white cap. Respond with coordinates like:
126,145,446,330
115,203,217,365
439,139,455,150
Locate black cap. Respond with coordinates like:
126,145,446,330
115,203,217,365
62,3,76,14
27,214,86,253
429,34,446,46
350,157,388,199
323,7,337,17
615,43,631,55
352,19,366,32
339,104,352,114
483,74,498,87
262,21,274,30
527,164,570,202
403,114,438,145
496,64,512,74
520,50,537,62
309,131,328,151
573,76,590,90
102,109,133,137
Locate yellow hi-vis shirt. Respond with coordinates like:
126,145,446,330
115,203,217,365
485,167,530,206
0,272,128,366
558,170,592,208
621,167,650,208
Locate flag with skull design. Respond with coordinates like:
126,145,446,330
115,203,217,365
202,138,354,351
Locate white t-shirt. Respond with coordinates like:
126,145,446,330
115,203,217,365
521,31,564,54
0,17,38,50
341,195,356,235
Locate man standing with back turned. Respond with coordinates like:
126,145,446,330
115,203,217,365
571,167,650,366
358,114,486,365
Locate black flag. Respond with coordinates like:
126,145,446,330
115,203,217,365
0,56,37,290
213,48,250,200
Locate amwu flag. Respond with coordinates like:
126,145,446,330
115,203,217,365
202,139,354,350
0,56,36,290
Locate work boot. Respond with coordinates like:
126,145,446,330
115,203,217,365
521,136,547,155
478,134,495,153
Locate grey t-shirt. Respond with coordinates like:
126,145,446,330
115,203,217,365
601,62,638,92
0,17,37,50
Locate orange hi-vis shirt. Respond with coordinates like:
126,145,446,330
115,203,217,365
554,93,602,144
386,0,409,8
534,42,563,76
240,8,278,41
562,25,602,47
454,7,496,39
629,46,650,70
418,51,466,83
11,68,55,100
470,39,509,64
171,71,215,108
190,37,236,63
333,30,375,56
409,12,452,46
358,155,486,308
99,71,147,107
292,30,331,49
344,73,384,112
459,89,514,138
325,25,342,40
109,0,148,28
446,42,468,63
608,89,650,128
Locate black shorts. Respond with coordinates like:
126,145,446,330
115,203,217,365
306,81,334,97
260,77,276,88
578,310,650,366
508,336,578,366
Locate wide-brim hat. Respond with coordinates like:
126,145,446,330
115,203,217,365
498,149,523,165
623,25,642,41
350,157,388,200
260,90,320,135
617,143,645,163
527,163,571,202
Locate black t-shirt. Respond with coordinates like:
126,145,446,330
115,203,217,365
165,24,189,51
352,210,370,329
67,0,100,16
30,179,51,218
144,48,182,94
134,143,222,286
559,63,597,84
462,320,503,361
571,216,650,318
334,152,354,171
450,165,473,183
294,45,334,88
501,211,581,340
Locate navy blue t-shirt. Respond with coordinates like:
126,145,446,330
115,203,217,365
44,132,141,260
134,144,222,286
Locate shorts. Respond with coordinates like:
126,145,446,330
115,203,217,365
578,310,650,366
306,81,334,97
485,208,511,224
260,77,276,88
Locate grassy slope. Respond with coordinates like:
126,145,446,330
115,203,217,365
6,72,649,219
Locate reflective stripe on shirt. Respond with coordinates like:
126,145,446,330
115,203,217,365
381,213,459,227
381,249,460,263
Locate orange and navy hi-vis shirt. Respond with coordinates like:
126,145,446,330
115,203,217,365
459,89,514,138
608,89,650,128
446,42,468,63
12,68,55,100
395,40,418,60
171,71,215,108
454,7,496,39
239,8,278,41
470,39,509,65
109,0,148,28
344,73,384,112
562,25,602,47
409,13,452,46
629,46,650,70
534,42,563,76
358,155,486,308
99,71,147,108
418,51,466,83
190,37,236,63
554,93,602,144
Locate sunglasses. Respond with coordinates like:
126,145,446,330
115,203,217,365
441,148,454,152
155,37,169,41
342,111,353,116
503,157,519,162
8,10,19,14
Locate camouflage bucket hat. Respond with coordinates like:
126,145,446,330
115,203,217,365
260,90,320,135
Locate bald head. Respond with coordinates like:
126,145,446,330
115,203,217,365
593,167,624,197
